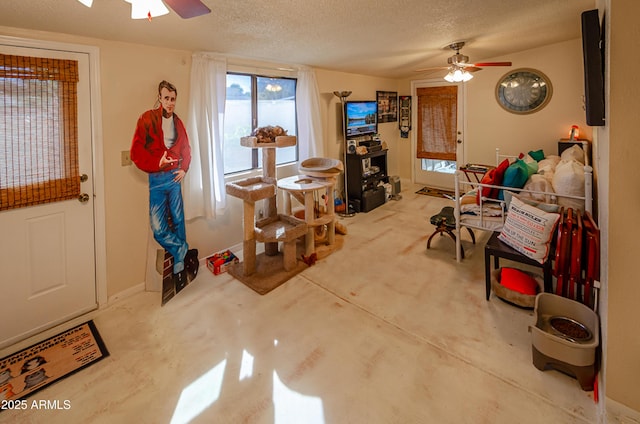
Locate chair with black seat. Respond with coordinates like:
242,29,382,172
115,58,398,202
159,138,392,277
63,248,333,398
427,206,475,258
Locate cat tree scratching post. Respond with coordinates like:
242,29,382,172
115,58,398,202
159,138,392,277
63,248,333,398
225,135,307,289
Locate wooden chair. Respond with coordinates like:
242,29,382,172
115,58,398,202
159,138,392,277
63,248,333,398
427,206,475,258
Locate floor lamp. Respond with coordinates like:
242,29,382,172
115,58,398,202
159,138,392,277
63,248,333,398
333,90,355,217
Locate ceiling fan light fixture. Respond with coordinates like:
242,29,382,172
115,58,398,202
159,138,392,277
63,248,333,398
443,71,455,83
126,0,169,20
444,67,473,83
460,70,473,82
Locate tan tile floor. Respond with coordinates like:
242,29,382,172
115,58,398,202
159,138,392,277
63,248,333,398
2,183,635,423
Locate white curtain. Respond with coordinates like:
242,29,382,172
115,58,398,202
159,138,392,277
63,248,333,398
184,54,227,220
296,67,325,160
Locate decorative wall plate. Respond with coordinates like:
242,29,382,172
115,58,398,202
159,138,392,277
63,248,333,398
495,68,552,114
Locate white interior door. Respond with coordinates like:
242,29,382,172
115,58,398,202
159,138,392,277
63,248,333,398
412,81,465,189
0,45,97,348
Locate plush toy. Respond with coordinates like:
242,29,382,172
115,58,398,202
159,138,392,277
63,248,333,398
301,253,317,266
251,125,288,143
355,146,368,155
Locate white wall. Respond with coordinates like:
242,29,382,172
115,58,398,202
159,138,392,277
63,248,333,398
604,0,640,414
464,39,593,165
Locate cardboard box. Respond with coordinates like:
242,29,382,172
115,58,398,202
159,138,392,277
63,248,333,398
206,250,239,275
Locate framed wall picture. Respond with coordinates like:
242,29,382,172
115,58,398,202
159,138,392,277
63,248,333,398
376,91,398,123
398,95,411,138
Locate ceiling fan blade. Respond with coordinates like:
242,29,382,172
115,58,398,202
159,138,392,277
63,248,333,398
164,0,211,19
465,66,483,72
469,62,512,67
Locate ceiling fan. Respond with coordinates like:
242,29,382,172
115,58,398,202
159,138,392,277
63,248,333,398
164,0,211,19
80,0,211,20
415,41,512,81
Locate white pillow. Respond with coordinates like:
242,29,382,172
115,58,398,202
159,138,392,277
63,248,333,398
498,196,560,264
522,174,556,203
560,145,585,164
552,159,585,211
537,155,560,183
538,155,561,169
503,191,561,213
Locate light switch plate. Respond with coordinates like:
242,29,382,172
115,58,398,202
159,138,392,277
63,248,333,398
121,150,132,166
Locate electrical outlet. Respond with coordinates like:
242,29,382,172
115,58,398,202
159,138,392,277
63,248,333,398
121,150,132,166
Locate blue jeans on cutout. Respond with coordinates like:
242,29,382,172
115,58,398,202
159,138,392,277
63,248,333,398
149,171,188,274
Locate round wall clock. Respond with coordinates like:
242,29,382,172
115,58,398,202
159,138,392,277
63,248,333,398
495,68,552,114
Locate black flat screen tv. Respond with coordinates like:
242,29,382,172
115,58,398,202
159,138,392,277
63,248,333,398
345,100,377,138
581,9,605,126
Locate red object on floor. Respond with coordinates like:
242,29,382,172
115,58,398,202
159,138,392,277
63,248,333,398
500,267,539,295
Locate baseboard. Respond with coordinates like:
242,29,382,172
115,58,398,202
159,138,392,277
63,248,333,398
607,397,640,423
107,281,145,306
109,243,248,307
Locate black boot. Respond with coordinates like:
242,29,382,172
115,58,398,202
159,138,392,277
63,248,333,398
185,249,199,282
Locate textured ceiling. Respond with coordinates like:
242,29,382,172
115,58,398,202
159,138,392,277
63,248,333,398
0,0,595,78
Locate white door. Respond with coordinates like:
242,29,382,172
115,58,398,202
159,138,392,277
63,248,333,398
0,45,97,348
412,81,465,190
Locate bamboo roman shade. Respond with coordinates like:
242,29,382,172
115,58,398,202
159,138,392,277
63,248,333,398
416,85,457,161
0,54,80,211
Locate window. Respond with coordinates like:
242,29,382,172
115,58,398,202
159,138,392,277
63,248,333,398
420,159,457,174
224,73,297,174
416,85,458,174
0,54,80,211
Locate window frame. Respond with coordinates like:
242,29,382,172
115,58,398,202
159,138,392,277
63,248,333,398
224,72,298,175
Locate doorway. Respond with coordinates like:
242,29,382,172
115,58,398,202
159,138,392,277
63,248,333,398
0,38,105,349
412,81,465,189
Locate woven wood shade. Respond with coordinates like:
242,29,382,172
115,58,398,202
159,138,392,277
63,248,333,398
416,86,457,161
0,54,80,211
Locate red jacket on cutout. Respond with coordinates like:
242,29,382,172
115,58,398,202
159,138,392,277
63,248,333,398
130,106,191,173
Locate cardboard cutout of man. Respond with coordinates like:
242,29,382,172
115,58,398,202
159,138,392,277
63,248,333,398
130,80,198,292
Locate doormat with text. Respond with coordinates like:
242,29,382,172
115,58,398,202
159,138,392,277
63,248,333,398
415,186,455,199
0,321,109,402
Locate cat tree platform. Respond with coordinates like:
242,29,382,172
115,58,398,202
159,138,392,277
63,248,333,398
278,175,337,256
225,176,276,202
240,135,297,148
255,214,308,271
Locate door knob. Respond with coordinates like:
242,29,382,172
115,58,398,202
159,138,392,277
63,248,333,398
78,193,90,203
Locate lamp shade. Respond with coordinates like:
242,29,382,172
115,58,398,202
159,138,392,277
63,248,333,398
126,0,169,19
444,68,473,83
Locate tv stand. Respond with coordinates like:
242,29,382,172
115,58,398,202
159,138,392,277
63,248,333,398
346,149,388,213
